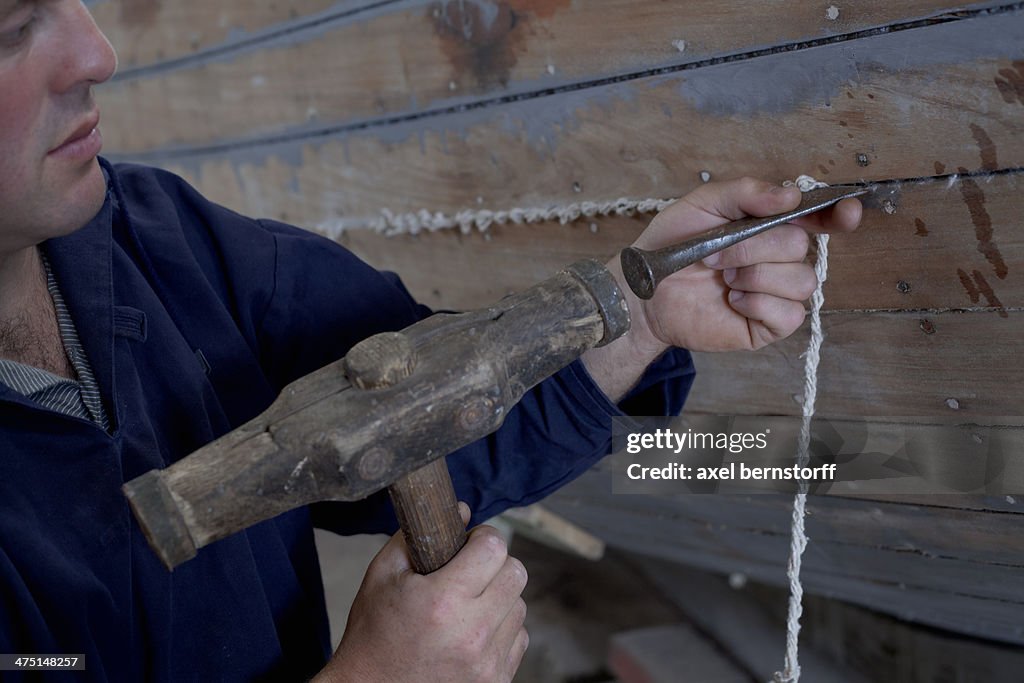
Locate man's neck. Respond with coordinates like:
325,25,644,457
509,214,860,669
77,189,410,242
0,246,42,323
0,245,76,379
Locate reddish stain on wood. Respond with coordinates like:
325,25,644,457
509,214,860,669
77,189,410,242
914,218,929,237
432,0,571,89
957,268,980,303
957,168,1008,280
957,268,1008,318
934,161,946,174
970,270,1009,318
994,61,1024,105
969,123,999,170
433,2,519,89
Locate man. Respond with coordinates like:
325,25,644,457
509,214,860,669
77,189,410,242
0,1,862,681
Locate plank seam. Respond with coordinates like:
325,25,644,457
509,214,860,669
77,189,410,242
801,537,1024,570
591,524,1024,604
815,568,1019,610
575,473,1024,517
857,165,1024,190
316,166,1024,236
321,197,677,237
303,165,1020,235
716,520,1024,571
587,508,1024,570
562,488,1024,526
792,534,1023,571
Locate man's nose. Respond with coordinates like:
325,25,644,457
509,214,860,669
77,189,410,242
52,1,118,93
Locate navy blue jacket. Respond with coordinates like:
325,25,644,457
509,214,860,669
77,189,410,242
0,160,694,681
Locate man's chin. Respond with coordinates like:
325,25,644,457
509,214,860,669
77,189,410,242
46,158,109,237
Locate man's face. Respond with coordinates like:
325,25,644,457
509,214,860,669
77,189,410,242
0,0,117,254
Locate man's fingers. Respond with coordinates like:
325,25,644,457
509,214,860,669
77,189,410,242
703,224,809,269
642,178,801,249
642,179,862,255
481,555,529,614
458,501,471,525
492,594,527,651
726,291,807,349
437,525,509,596
789,196,863,233
505,627,530,680
723,262,818,301
365,502,470,582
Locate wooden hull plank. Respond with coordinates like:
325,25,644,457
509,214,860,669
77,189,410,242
87,0,362,72
686,311,1023,418
95,1,1011,152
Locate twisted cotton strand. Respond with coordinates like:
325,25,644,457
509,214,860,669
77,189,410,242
318,196,678,238
772,174,830,683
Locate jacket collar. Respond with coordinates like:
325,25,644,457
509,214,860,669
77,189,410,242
34,169,119,433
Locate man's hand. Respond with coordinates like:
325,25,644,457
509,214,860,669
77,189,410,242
314,504,529,683
583,177,863,400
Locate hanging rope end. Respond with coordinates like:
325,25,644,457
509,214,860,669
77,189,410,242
772,665,800,683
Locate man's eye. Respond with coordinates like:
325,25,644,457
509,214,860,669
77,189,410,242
0,17,34,48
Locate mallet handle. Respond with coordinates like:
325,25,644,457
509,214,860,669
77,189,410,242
344,330,467,573
389,460,467,573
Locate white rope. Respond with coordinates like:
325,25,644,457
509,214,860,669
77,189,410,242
317,196,677,238
772,174,830,683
